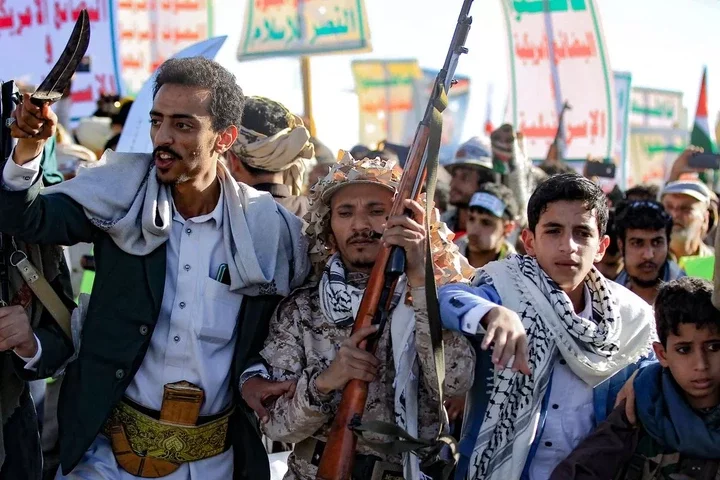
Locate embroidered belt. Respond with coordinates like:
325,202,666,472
102,381,233,478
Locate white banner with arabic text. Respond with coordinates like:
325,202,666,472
0,0,120,122
501,0,615,161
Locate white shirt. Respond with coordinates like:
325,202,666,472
460,285,595,480
528,288,594,480
3,158,243,479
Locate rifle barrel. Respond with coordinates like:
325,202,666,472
315,2,474,478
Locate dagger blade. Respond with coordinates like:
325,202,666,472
32,9,91,105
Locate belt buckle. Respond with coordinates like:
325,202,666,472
369,461,403,480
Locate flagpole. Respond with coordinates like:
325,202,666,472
543,0,565,159
300,55,317,137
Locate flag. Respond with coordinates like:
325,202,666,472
691,67,715,153
484,119,494,136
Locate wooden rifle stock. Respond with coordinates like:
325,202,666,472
315,126,430,480
316,2,473,478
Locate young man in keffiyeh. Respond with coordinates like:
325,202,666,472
257,152,476,480
439,173,657,480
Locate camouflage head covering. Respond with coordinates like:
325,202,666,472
304,150,474,282
304,150,401,268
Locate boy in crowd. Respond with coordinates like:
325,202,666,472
457,182,518,269
439,173,655,480
552,277,720,479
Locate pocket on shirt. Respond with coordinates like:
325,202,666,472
197,277,242,344
561,401,596,449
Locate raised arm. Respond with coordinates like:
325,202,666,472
439,276,531,375
1,94,95,245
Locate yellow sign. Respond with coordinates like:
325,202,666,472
351,59,421,146
237,0,371,60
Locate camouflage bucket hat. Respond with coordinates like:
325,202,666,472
304,150,402,268
304,150,474,283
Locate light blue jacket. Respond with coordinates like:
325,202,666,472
439,282,655,480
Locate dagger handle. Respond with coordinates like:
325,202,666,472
30,91,62,107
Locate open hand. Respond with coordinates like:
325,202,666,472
481,306,531,375
614,370,638,425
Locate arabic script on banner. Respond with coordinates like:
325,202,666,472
628,130,687,186
117,0,213,95
629,87,686,130
237,0,371,60
502,0,616,160
613,71,631,188
0,0,120,121
403,69,471,164
351,59,420,147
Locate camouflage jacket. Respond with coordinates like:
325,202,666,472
259,274,476,480
551,402,720,480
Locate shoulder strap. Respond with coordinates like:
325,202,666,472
10,245,72,339
353,84,458,479
0,234,9,306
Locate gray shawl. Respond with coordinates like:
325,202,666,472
45,151,310,296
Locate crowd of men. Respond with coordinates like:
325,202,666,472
0,57,719,480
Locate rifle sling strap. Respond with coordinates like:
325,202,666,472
0,234,9,306
11,249,72,339
354,83,458,479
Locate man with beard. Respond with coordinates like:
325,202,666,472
614,201,685,305
0,57,308,479
456,182,518,268
442,137,499,240
256,152,475,480
224,96,314,218
661,180,714,262
438,174,655,480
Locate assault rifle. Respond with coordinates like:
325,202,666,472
315,2,474,478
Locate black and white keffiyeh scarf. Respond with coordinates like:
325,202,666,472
318,253,425,479
318,253,405,326
468,254,653,480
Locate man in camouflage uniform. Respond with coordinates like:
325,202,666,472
258,152,476,480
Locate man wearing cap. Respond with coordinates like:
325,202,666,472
442,137,499,241
225,96,314,218
254,152,475,480
613,200,685,305
456,182,518,269
661,180,714,262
